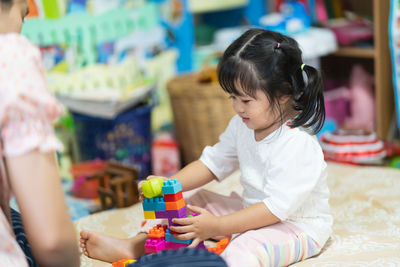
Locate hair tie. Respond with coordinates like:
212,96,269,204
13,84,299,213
301,63,305,71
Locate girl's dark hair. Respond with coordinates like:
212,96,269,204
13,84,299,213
217,28,325,134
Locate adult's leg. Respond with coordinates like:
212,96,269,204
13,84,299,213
10,208,38,267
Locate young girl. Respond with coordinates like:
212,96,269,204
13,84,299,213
80,28,332,266
0,0,80,266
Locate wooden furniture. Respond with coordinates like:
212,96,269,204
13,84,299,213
89,161,139,211
321,0,394,140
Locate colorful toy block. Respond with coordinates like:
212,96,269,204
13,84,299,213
165,198,185,210
144,238,166,253
142,197,166,211
141,178,213,254
208,238,230,255
165,206,187,219
148,225,167,239
155,210,168,219
143,210,156,219
111,259,136,267
162,179,182,194
165,229,192,244
164,191,183,202
141,178,164,198
165,241,189,250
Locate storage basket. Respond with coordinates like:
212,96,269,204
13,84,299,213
167,70,235,165
72,103,152,179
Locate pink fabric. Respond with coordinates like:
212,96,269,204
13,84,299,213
140,189,320,266
0,33,64,266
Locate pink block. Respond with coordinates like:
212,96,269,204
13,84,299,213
145,238,166,253
165,241,188,250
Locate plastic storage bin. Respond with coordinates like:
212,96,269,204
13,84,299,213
72,104,153,179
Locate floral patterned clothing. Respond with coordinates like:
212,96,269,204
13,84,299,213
0,33,63,266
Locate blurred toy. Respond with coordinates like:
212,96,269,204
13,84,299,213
324,85,350,125
71,159,140,205
151,133,181,177
324,12,373,46
389,156,400,168
259,0,311,35
81,160,139,210
320,129,386,165
141,179,206,253
343,64,375,132
70,159,109,198
27,0,39,18
39,0,67,19
323,64,374,132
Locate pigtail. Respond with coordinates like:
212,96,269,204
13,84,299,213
290,64,325,134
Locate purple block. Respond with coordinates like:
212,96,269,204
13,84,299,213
155,210,168,219
168,218,180,227
165,241,188,250
196,241,206,250
145,238,166,253
165,206,187,219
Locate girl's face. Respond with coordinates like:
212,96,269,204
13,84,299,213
0,0,29,34
230,85,290,141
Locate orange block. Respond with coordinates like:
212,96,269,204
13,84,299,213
112,259,136,267
165,198,185,210
148,225,167,239
208,238,230,255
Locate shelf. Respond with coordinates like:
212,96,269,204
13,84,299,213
331,46,375,59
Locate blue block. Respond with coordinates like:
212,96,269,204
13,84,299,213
165,229,192,244
162,179,182,195
142,197,166,211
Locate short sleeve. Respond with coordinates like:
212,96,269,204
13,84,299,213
262,132,326,220
199,115,239,180
0,34,63,156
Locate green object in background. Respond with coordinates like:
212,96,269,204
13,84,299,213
141,178,164,198
42,0,67,19
195,24,217,45
389,156,400,169
21,3,158,67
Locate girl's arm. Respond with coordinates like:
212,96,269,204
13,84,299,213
173,160,217,191
171,202,280,247
6,150,80,267
217,202,280,235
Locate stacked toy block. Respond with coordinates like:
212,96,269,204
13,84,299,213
142,178,205,253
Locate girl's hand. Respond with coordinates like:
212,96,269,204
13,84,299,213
170,205,221,248
138,175,168,201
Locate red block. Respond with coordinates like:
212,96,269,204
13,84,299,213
164,191,183,202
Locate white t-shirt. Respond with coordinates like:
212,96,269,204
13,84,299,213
200,115,333,247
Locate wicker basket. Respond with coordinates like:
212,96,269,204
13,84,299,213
167,69,235,165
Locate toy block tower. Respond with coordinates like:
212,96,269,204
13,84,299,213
141,178,205,253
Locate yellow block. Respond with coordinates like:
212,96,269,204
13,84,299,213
144,210,156,219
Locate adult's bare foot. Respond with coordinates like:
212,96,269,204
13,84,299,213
80,230,147,263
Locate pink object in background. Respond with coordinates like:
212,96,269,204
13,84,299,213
343,64,375,132
324,86,350,125
328,20,373,46
315,0,328,22
151,133,181,177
